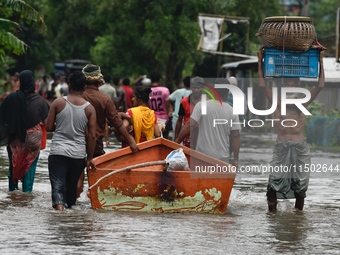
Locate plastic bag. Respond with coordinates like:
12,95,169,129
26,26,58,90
165,148,189,171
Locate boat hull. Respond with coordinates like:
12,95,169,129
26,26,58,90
88,138,236,214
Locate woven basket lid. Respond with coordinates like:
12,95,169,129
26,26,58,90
263,16,313,22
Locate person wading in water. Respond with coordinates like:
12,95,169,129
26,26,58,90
257,48,325,212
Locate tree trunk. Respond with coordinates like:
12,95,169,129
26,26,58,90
174,59,186,90
165,48,186,93
300,0,309,16
164,44,177,92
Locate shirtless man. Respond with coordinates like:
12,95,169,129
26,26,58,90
257,48,325,212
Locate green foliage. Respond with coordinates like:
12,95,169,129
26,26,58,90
0,0,46,66
305,100,324,130
2,0,338,88
308,100,323,116
305,100,340,148
38,0,97,61
88,0,235,90
310,0,339,39
0,31,25,55
325,109,340,118
0,18,20,31
1,0,46,29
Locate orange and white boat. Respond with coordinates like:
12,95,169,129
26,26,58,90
88,138,236,214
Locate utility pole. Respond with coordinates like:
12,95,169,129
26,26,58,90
336,8,340,62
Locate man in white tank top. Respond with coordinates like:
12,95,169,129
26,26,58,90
46,71,96,211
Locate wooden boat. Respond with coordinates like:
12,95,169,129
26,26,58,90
88,138,236,214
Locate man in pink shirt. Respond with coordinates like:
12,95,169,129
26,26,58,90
148,71,170,138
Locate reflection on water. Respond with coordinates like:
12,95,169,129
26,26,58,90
0,133,339,254
0,192,35,208
46,212,96,250
267,212,309,253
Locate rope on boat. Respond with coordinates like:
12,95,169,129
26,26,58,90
88,160,168,190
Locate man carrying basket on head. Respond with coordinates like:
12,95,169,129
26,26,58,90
257,48,325,212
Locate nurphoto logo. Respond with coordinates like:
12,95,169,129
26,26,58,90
200,80,312,128
200,83,223,115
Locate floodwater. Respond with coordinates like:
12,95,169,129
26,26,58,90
0,133,339,255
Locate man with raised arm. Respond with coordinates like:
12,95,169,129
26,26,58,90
257,48,325,212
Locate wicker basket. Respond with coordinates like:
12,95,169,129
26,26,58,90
257,16,316,51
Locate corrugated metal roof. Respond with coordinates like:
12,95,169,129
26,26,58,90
220,58,257,69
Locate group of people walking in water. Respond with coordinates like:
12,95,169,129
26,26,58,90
0,48,325,213
0,64,206,211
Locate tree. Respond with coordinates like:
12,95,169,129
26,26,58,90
91,0,212,90
8,0,335,86
0,0,46,65
41,0,106,62
309,0,339,39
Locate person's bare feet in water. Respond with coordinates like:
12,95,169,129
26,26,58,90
294,192,305,210
267,188,277,213
55,204,64,211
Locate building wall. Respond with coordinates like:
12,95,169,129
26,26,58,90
316,87,340,111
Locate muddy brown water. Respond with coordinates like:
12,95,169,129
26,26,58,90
0,133,339,254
